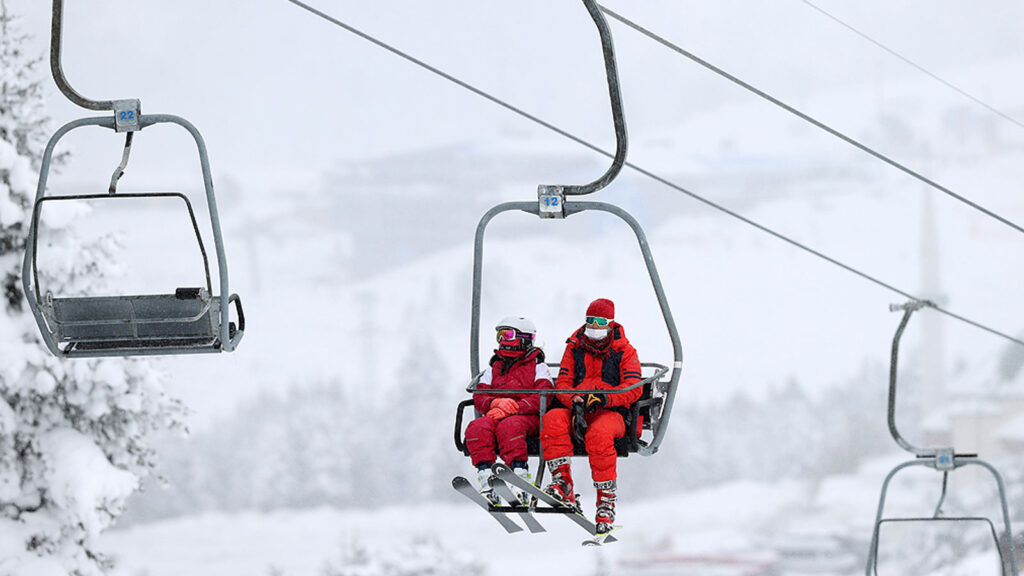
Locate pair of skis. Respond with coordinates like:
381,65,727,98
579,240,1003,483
452,463,618,545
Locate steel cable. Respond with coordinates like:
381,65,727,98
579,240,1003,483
284,0,1024,347
598,4,1024,239
798,0,1024,132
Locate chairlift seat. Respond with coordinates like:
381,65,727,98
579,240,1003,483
455,378,662,459
42,287,235,356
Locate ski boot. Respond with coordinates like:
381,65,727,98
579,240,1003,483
544,457,580,513
509,461,532,506
476,466,499,506
594,479,617,534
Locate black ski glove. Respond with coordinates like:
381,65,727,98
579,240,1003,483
584,393,607,412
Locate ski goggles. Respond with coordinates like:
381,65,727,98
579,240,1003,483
496,329,519,342
585,316,611,327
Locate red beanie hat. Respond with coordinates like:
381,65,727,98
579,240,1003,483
586,298,615,320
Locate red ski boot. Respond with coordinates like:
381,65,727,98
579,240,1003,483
543,457,580,513
594,479,617,534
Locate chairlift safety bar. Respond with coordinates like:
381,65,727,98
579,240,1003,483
866,458,1018,575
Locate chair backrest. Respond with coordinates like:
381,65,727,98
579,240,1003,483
50,292,217,343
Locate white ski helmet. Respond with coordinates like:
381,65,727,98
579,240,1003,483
495,316,537,335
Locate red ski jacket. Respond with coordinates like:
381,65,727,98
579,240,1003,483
554,323,643,410
473,348,553,415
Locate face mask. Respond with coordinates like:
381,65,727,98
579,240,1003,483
585,327,609,340
495,345,523,358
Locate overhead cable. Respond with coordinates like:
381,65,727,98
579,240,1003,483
283,0,1024,348
597,4,1024,239
799,0,1024,132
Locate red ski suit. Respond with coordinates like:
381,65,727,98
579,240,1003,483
541,323,642,482
466,348,553,467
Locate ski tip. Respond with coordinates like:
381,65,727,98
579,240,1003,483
582,526,620,546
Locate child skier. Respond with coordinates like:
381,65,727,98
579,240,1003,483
465,316,553,504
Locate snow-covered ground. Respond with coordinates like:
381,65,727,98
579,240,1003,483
99,454,1008,575
98,478,842,576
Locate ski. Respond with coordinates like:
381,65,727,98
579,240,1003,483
492,463,617,543
451,476,523,534
489,477,546,534
582,526,621,546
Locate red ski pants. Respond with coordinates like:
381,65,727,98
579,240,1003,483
541,408,624,482
465,414,539,468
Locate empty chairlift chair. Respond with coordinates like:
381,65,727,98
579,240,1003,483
22,115,245,358
22,0,244,358
865,301,1018,575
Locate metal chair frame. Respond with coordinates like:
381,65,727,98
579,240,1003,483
23,116,244,358
865,302,1018,575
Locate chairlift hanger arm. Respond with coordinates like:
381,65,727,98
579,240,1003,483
50,0,110,111
887,300,956,458
51,0,140,131
547,0,628,198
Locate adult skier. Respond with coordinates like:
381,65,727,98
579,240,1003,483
466,316,553,504
541,298,642,535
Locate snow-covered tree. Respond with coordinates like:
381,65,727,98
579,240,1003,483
385,334,463,502
0,3,186,574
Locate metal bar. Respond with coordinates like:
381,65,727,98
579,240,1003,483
568,202,682,455
32,192,213,295
108,132,134,193
886,301,940,456
866,459,1019,576
558,0,627,196
465,366,666,396
50,0,112,111
933,471,949,519
971,458,1020,575
140,114,234,351
470,202,537,377
887,307,927,455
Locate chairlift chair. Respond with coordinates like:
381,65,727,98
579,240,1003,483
454,201,682,461
865,302,1018,575
23,0,245,358
23,115,245,358
452,0,682,473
